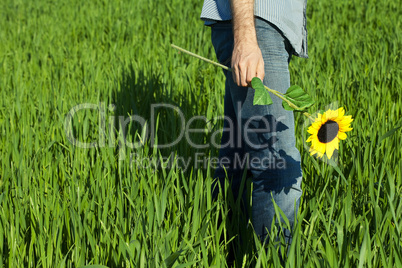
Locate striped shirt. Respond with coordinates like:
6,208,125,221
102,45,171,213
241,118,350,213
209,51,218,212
200,0,308,58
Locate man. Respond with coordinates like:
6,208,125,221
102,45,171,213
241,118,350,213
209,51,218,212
201,0,308,252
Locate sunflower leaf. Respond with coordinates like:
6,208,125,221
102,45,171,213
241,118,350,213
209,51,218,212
282,85,314,111
251,77,273,106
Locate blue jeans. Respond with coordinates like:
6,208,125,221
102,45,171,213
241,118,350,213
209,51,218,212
210,18,303,244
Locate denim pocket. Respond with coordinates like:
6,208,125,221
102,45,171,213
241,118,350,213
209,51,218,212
210,22,233,68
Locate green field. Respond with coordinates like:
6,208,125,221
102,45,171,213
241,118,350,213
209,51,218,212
0,0,401,267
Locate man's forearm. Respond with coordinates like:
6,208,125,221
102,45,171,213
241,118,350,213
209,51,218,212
230,0,264,87
230,0,257,45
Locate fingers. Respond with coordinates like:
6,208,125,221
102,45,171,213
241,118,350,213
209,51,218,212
232,63,241,87
246,61,258,86
246,59,264,85
232,63,250,87
231,47,265,87
256,58,265,83
232,59,264,87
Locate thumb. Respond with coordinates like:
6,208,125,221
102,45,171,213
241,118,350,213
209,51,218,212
256,59,265,82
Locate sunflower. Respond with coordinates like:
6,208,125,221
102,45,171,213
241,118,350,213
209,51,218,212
306,107,353,159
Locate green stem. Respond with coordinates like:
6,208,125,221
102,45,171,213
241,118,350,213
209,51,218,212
263,85,314,120
171,44,232,72
171,44,314,121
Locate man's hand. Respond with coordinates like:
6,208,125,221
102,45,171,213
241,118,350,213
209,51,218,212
230,0,265,87
232,40,264,87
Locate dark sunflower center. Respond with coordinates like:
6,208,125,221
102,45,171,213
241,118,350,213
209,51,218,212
317,120,339,143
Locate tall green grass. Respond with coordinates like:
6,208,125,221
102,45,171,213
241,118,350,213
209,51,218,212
0,0,401,267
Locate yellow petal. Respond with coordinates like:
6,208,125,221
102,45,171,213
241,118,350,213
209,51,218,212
307,127,317,135
338,132,347,140
321,113,327,123
325,140,338,159
339,126,353,132
334,137,339,150
336,107,345,118
316,141,326,154
309,147,324,158
339,116,353,125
